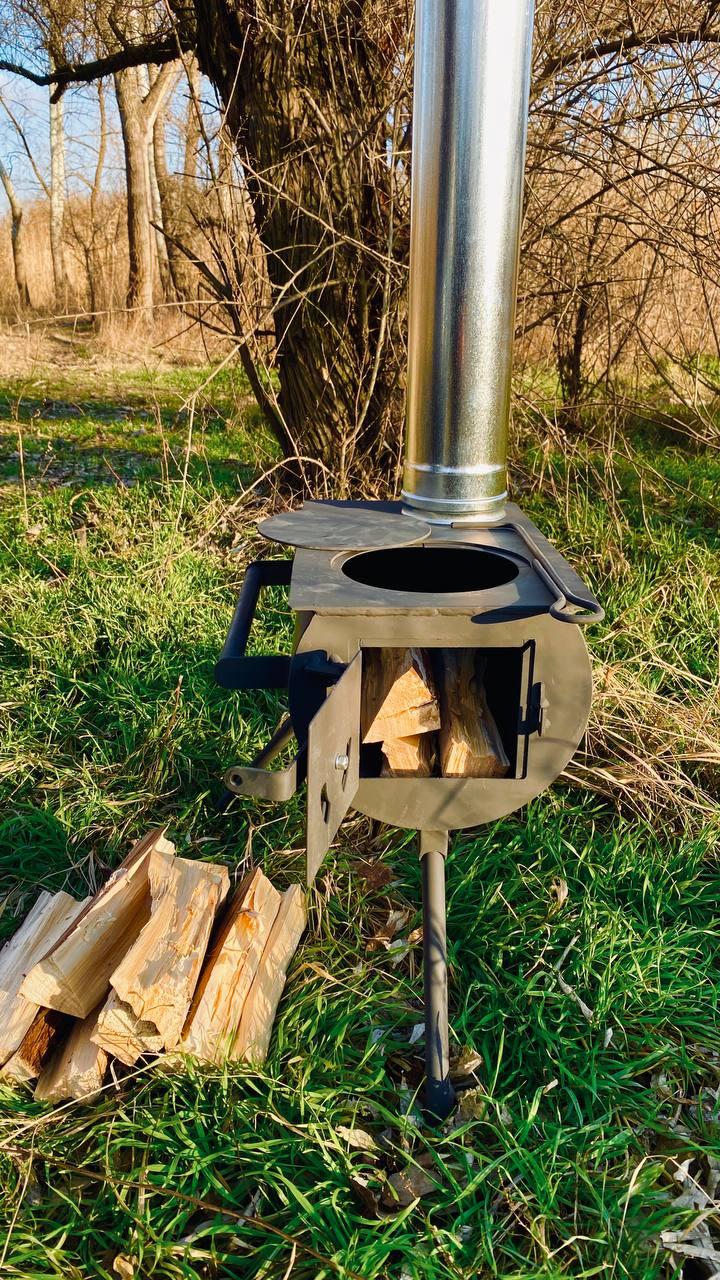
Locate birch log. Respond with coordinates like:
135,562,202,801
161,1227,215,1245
19,830,175,1018
35,1004,108,1103
182,867,281,1064
362,649,440,742
437,651,510,777
92,988,164,1066
109,856,229,1050
0,890,88,1064
232,884,306,1063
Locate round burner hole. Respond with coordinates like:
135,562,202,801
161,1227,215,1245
340,545,519,593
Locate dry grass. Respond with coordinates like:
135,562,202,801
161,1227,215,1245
566,661,720,822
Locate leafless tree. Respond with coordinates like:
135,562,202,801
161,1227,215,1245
4,1,720,478
0,157,31,309
113,56,180,323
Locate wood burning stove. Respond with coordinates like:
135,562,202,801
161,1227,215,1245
216,0,604,1117
216,499,602,1115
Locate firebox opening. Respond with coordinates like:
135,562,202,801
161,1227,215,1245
341,545,518,594
360,646,530,781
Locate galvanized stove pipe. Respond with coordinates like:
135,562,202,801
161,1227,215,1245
403,0,536,525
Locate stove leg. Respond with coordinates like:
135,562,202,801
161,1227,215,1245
420,830,456,1122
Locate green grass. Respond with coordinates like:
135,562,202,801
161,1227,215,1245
1,358,719,1278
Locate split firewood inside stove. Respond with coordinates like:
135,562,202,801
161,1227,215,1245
437,650,510,778
1,1007,72,1082
362,649,441,743
0,890,89,1066
92,988,164,1067
35,1003,108,1103
182,867,281,1065
110,855,230,1052
19,830,176,1019
232,884,307,1064
362,648,440,776
380,731,436,778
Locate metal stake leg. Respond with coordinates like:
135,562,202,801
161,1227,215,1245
420,830,455,1121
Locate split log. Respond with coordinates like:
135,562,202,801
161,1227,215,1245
182,867,281,1064
110,856,230,1051
0,890,88,1064
381,732,436,778
362,649,440,743
437,651,510,778
1,1007,71,1081
19,830,175,1019
35,1004,108,1103
232,884,306,1064
92,988,164,1066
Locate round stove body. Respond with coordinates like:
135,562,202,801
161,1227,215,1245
287,544,592,832
216,499,602,881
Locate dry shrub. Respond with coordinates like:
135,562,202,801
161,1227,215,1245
565,662,720,825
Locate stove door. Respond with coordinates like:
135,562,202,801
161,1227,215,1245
306,650,361,884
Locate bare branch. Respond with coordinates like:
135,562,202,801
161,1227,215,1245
0,38,186,99
538,22,720,85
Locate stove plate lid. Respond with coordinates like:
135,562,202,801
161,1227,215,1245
259,500,431,551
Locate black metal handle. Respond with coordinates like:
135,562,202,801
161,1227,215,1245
214,559,293,689
508,505,605,626
532,560,605,626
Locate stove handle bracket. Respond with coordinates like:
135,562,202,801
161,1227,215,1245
223,718,305,801
215,559,293,689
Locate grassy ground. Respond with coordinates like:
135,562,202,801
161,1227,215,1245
0,345,719,1279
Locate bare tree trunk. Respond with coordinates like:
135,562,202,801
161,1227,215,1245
0,161,31,310
153,112,190,301
182,57,201,197
142,65,173,303
114,62,181,326
88,81,108,321
554,212,604,430
190,1,408,488
148,102,175,302
48,73,68,312
115,68,156,325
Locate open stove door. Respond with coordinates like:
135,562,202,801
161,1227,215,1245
306,650,362,884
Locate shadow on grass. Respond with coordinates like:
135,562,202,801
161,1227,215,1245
0,395,232,432
0,439,259,494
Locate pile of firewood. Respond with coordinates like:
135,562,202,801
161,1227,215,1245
362,647,509,778
0,831,306,1103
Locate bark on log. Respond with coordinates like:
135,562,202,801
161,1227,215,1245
362,649,440,743
437,651,510,778
0,890,88,1064
1,1007,71,1081
232,884,306,1064
110,856,229,1050
35,1004,108,1103
182,867,281,1064
19,830,175,1018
